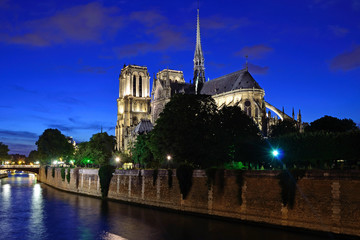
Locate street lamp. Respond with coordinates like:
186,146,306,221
166,155,171,169
115,157,120,168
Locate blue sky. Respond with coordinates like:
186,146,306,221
1,0,359,155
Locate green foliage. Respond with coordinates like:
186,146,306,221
132,134,155,168
167,169,173,188
98,165,116,198
45,166,48,177
235,170,244,205
268,131,360,169
36,129,74,165
306,115,358,133
74,132,116,166
152,169,158,186
66,167,71,183
270,119,299,137
149,94,218,168
52,167,55,178
176,164,194,199
224,161,247,170
60,167,66,181
0,142,9,162
27,150,39,164
278,169,305,208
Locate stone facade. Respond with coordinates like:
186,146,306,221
115,65,151,151
38,168,360,237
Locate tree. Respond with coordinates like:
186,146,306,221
132,134,154,168
306,115,358,133
216,106,263,167
27,150,39,164
149,94,218,168
74,132,116,166
270,119,299,138
0,142,9,164
36,129,74,165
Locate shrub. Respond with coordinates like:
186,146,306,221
235,170,244,205
205,167,217,189
45,166,48,177
61,167,66,181
278,169,305,208
176,164,194,199
167,169,173,188
52,167,55,178
98,165,115,198
66,167,71,183
152,169,158,186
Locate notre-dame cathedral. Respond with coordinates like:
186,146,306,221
115,9,302,151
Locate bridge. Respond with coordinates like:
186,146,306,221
0,165,40,174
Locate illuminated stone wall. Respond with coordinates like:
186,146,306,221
38,168,360,237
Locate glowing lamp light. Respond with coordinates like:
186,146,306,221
272,150,279,157
167,155,171,161
115,157,120,163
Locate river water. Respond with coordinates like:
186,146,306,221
0,174,341,240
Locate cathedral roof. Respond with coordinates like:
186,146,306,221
134,119,153,134
170,82,195,95
200,69,262,95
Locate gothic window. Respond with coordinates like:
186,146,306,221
139,76,142,97
244,100,251,117
133,75,136,96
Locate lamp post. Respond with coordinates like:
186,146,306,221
115,157,120,169
167,155,171,169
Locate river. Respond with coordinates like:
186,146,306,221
0,174,340,240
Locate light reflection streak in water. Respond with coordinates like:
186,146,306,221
0,182,11,237
28,182,46,239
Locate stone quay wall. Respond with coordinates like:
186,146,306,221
0,173,8,179
38,167,360,237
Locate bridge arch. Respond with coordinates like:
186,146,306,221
0,165,40,174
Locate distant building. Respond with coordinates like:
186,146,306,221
115,9,302,151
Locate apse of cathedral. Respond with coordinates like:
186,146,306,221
115,9,302,151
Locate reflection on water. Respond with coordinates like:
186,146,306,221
0,175,337,240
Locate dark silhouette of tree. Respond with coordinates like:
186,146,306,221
0,142,9,163
270,119,298,137
27,150,39,164
149,94,218,168
36,129,74,165
306,115,358,133
216,106,262,167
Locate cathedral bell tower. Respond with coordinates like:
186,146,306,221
193,8,205,94
115,65,151,151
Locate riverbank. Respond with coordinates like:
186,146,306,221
0,173,8,179
38,167,360,237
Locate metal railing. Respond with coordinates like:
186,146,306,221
0,165,40,168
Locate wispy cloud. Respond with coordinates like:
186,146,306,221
201,15,251,31
328,25,349,37
115,9,190,58
0,129,38,139
330,45,360,71
78,65,115,74
2,2,123,46
245,63,269,74
235,44,273,59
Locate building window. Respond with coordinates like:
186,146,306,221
244,100,251,116
133,75,136,96
139,76,142,97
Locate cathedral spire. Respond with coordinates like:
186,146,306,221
193,8,205,94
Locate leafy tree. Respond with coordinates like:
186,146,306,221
149,94,218,168
0,142,9,164
36,129,74,165
270,119,299,138
27,150,39,164
216,106,263,167
74,132,115,166
306,115,358,133
132,134,154,168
